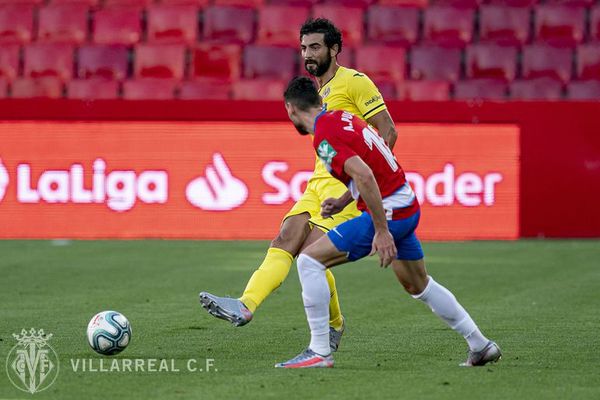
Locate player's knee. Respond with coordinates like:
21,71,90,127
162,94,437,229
401,281,424,296
399,275,428,296
271,215,310,251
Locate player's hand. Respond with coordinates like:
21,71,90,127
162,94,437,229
321,197,345,218
370,230,397,268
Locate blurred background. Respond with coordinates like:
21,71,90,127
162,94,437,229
0,0,599,241
1,0,600,100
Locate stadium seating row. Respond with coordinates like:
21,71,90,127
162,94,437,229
3,76,600,100
2,3,600,48
1,43,599,84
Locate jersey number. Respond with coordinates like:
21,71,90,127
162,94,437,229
362,126,399,172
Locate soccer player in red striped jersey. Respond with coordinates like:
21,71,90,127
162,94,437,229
275,77,501,369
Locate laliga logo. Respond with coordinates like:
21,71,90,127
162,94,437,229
186,153,248,211
0,158,8,202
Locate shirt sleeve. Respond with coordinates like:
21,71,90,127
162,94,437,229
346,72,387,120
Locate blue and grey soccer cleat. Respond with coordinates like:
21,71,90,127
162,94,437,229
460,341,502,367
329,317,345,352
275,348,334,369
198,292,253,327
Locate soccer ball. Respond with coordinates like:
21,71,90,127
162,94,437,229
87,311,132,355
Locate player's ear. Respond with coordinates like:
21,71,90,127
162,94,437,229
330,44,339,58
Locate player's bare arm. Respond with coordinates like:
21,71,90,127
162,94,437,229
367,109,398,150
320,191,353,217
342,156,397,267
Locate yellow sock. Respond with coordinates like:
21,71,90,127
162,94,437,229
326,269,344,331
240,247,294,313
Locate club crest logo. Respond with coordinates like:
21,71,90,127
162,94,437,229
5,328,60,394
317,140,337,166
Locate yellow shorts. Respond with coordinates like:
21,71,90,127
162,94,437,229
283,177,361,232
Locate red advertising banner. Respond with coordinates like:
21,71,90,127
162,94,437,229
0,121,519,240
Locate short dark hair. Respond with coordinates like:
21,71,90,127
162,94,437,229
284,76,321,111
300,18,343,55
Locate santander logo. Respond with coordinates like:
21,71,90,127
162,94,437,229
0,158,8,202
186,153,248,211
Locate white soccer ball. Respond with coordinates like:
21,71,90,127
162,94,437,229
87,311,132,355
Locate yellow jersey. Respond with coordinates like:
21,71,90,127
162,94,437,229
312,66,387,180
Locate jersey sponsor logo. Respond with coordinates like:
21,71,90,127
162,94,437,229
321,87,331,98
364,95,382,107
186,153,248,211
317,140,337,166
353,73,364,77
0,158,8,202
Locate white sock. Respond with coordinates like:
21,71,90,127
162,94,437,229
297,254,331,356
413,276,489,352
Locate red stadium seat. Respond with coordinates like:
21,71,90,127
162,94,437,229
244,45,296,80
323,0,375,7
179,79,231,99
424,6,474,48
232,79,285,100
49,0,99,6
123,78,177,100
312,5,364,47
0,77,6,98
510,78,563,100
158,0,209,5
486,0,537,6
192,44,241,81
67,79,120,99
203,6,255,44
134,44,186,80
0,5,34,44
466,44,518,81
522,44,573,83
479,5,530,47
78,45,129,80
378,0,428,7
371,78,396,100
433,0,481,8
535,5,585,48
11,77,63,98
0,44,19,81
93,8,142,45
567,80,600,100
147,4,198,45
577,44,600,80
410,45,462,81
24,43,74,81
213,0,264,7
355,46,405,81
268,0,320,5
0,0,43,4
104,0,152,8
454,79,507,100
38,4,89,44
590,6,600,42
546,0,594,6
397,80,451,101
257,6,310,47
367,5,420,47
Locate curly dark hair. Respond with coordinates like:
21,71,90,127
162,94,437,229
300,18,343,55
283,76,321,111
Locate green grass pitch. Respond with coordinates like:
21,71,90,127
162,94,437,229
0,240,599,400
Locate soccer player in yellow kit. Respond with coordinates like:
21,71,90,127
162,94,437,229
199,18,399,352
